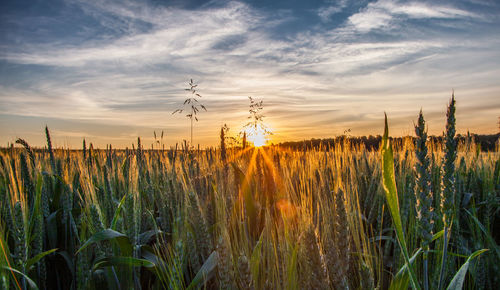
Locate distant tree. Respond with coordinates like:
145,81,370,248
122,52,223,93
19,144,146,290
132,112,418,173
172,79,207,148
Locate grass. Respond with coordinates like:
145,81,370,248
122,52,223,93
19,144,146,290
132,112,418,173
0,101,499,289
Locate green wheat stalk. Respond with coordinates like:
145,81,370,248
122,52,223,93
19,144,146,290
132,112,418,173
438,94,457,290
414,110,434,290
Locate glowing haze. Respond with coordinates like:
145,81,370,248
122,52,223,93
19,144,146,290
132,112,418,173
1,0,499,148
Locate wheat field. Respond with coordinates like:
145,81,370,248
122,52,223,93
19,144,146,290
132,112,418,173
1,102,499,290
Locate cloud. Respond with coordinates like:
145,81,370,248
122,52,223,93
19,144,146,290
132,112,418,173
347,0,479,32
3,1,260,67
0,0,499,147
317,0,348,22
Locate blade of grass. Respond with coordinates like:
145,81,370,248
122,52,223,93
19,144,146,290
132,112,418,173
381,113,421,290
25,249,58,272
1,266,38,290
77,229,133,256
464,210,499,258
111,194,128,230
389,230,444,290
446,249,488,290
93,256,155,271
389,248,422,290
186,251,218,290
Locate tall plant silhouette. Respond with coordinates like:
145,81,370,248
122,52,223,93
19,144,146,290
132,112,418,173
241,97,272,145
172,79,207,147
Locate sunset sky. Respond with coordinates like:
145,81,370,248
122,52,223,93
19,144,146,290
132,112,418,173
1,0,499,148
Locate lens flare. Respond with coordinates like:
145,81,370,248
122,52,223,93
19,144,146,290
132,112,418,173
248,132,266,147
245,126,270,147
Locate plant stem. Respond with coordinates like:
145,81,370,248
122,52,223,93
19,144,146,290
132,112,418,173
437,226,449,290
191,107,193,148
423,249,429,290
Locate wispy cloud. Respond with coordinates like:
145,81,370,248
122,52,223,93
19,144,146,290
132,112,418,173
347,0,479,32
317,0,348,22
4,1,260,67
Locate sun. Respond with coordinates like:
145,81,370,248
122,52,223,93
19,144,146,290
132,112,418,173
249,131,267,147
245,126,271,147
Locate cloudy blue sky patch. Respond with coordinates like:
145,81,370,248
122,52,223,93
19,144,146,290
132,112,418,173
1,0,499,147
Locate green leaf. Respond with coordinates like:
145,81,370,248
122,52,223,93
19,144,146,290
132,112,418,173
93,256,155,271
250,231,264,285
389,230,444,289
1,266,39,290
286,243,299,290
111,194,128,230
381,114,420,290
446,249,488,290
389,248,422,290
428,250,469,259
25,248,57,271
46,210,59,249
432,230,444,242
138,229,163,245
464,210,500,258
77,229,132,256
141,246,164,268
381,115,403,247
186,251,218,290
56,251,75,280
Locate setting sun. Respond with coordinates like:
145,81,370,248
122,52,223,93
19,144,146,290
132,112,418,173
248,131,267,147
244,124,271,147
242,96,273,147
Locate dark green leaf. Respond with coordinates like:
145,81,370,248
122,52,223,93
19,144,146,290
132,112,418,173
93,257,155,271
77,229,132,256
1,266,39,290
111,194,128,230
187,251,218,290
25,248,57,271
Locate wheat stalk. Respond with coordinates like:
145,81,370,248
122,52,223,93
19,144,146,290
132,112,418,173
415,110,434,290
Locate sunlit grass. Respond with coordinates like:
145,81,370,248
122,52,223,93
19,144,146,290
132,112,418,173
0,120,497,289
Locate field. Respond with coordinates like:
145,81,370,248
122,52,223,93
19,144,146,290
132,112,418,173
1,107,499,290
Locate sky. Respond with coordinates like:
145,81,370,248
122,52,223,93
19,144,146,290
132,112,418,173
1,0,499,148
